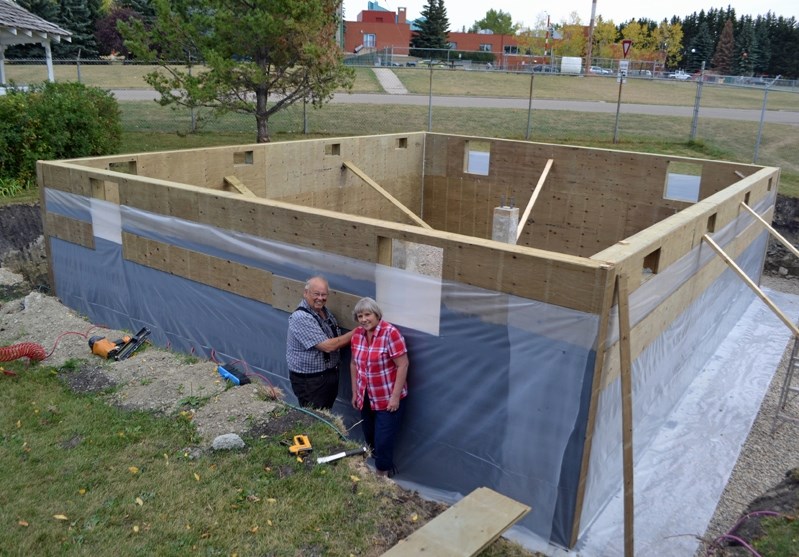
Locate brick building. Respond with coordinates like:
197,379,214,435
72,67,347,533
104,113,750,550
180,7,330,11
342,2,551,68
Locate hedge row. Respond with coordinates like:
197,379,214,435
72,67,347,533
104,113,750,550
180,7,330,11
0,82,121,184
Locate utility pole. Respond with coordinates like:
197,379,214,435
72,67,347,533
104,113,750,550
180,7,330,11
585,0,598,74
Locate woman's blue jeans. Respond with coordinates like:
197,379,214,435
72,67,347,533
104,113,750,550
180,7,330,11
361,394,405,473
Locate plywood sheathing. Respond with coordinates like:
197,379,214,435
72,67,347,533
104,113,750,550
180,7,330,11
264,134,425,225
44,212,94,249
420,134,760,259
593,168,778,390
122,232,273,305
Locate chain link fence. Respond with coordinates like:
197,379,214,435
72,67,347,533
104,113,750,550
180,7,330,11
3,58,799,174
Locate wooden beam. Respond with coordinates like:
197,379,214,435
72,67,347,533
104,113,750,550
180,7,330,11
734,171,746,179
516,158,553,241
381,487,530,557
617,274,635,557
223,175,257,197
703,233,799,337
741,201,799,260
342,160,432,229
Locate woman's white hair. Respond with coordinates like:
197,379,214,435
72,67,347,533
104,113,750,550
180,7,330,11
352,297,382,321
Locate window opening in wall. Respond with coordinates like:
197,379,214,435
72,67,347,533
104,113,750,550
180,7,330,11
397,137,408,149
463,140,490,176
234,150,254,165
363,33,376,48
108,160,137,175
707,213,717,233
664,161,702,202
768,178,773,191
325,143,341,156
744,192,751,206
643,247,661,278
90,177,120,203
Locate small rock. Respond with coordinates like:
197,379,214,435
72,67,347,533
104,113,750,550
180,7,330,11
779,267,789,276
212,433,246,451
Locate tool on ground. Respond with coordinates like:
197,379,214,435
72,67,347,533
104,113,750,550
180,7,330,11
88,327,151,360
216,363,250,385
288,434,313,457
316,446,368,464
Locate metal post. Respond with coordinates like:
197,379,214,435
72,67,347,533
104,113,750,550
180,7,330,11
427,63,434,131
613,74,624,144
689,61,705,141
754,75,781,163
303,97,309,135
76,48,82,83
525,69,535,140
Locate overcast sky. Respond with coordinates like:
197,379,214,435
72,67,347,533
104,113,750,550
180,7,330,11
343,0,798,30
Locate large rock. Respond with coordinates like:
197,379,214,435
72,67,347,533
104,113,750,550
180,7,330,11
212,433,246,451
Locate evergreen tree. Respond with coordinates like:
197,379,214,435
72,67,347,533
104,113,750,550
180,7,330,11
735,23,756,75
55,0,100,57
410,0,450,58
711,19,735,74
751,16,772,75
120,0,156,22
686,22,714,72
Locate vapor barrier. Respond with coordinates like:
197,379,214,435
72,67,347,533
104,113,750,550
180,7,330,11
578,203,772,538
45,188,601,547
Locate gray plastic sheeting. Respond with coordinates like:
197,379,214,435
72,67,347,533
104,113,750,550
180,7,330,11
43,186,779,551
45,188,600,547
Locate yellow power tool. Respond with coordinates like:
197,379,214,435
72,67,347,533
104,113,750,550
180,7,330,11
288,434,312,457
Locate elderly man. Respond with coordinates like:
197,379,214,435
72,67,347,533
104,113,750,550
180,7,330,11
286,276,354,409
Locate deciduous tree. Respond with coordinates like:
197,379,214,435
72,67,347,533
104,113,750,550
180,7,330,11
121,0,354,143
468,9,517,35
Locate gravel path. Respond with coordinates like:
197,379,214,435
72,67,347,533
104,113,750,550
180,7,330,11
697,274,799,554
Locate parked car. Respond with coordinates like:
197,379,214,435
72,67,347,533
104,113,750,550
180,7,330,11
669,70,691,81
589,66,612,75
532,64,558,73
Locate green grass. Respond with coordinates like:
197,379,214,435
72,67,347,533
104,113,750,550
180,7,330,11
114,100,799,193
392,67,799,110
2,63,382,93
0,360,532,556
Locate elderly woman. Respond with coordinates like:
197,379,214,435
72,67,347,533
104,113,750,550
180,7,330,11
349,297,409,477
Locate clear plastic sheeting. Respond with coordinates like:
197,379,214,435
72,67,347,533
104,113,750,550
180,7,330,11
571,287,799,556
43,185,778,551
45,188,601,547
581,232,769,534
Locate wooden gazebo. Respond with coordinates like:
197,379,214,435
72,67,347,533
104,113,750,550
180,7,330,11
0,0,71,86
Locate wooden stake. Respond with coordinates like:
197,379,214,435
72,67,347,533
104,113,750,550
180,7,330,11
703,233,799,337
516,158,553,241
342,161,432,229
740,202,799,259
617,274,635,557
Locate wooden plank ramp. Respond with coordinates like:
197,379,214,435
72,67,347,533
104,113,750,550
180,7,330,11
381,487,530,557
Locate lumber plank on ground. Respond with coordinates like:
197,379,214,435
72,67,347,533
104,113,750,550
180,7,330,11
223,175,257,197
380,487,530,557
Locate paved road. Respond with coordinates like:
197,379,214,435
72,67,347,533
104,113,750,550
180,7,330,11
110,89,799,125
